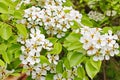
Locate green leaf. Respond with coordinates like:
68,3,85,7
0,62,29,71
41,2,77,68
0,2,8,14
0,59,5,66
67,41,82,51
77,66,85,79
16,24,28,37
7,44,20,54
14,10,23,19
63,32,82,51
14,49,21,58
0,24,12,40
0,0,13,8
63,71,67,78
2,51,10,64
81,16,93,27
0,14,9,21
56,60,63,73
47,37,58,44
68,52,85,67
71,21,80,29
85,59,102,79
49,42,62,54
0,43,7,53
90,58,102,71
64,58,71,69
40,55,49,64
46,74,54,80
63,0,73,7
12,58,21,69
11,73,20,77
65,32,81,42
102,27,113,33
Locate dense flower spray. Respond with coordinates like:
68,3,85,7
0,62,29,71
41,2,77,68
80,26,119,61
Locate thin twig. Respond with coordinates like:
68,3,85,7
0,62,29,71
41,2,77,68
103,60,107,80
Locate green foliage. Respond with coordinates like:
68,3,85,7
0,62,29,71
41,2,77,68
85,58,101,79
2,51,10,64
0,59,5,66
67,51,85,67
56,60,63,73
16,24,28,38
48,42,62,54
64,32,83,51
40,55,49,64
81,16,93,27
0,23,12,40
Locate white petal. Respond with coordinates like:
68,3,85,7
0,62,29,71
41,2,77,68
105,55,110,60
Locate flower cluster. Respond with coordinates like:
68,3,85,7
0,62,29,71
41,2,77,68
19,0,82,38
88,11,105,21
80,26,119,61
23,63,50,80
18,28,53,65
106,10,117,16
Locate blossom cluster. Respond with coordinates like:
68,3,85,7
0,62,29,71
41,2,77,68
19,0,82,38
106,10,117,16
17,0,84,79
88,11,105,21
80,26,119,61
18,28,53,65
17,27,54,79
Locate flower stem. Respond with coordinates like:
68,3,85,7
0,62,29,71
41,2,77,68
103,60,107,80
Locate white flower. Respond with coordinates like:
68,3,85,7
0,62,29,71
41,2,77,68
22,0,31,4
88,11,105,21
27,53,40,65
49,63,56,73
104,30,118,47
20,54,29,64
47,54,59,65
34,63,50,75
0,66,14,80
69,10,82,22
106,10,117,16
20,40,34,55
93,51,104,61
32,72,46,80
24,6,41,22
67,68,77,79
54,73,66,80
42,40,53,51
17,35,27,44
31,63,50,80
23,64,35,75
93,34,106,48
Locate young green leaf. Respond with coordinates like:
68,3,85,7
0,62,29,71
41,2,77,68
49,42,62,54
0,59,5,66
0,25,12,40
2,51,10,64
85,59,102,79
68,52,85,67
56,60,63,73
16,24,28,37
77,66,85,79
40,55,50,64
0,2,8,14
